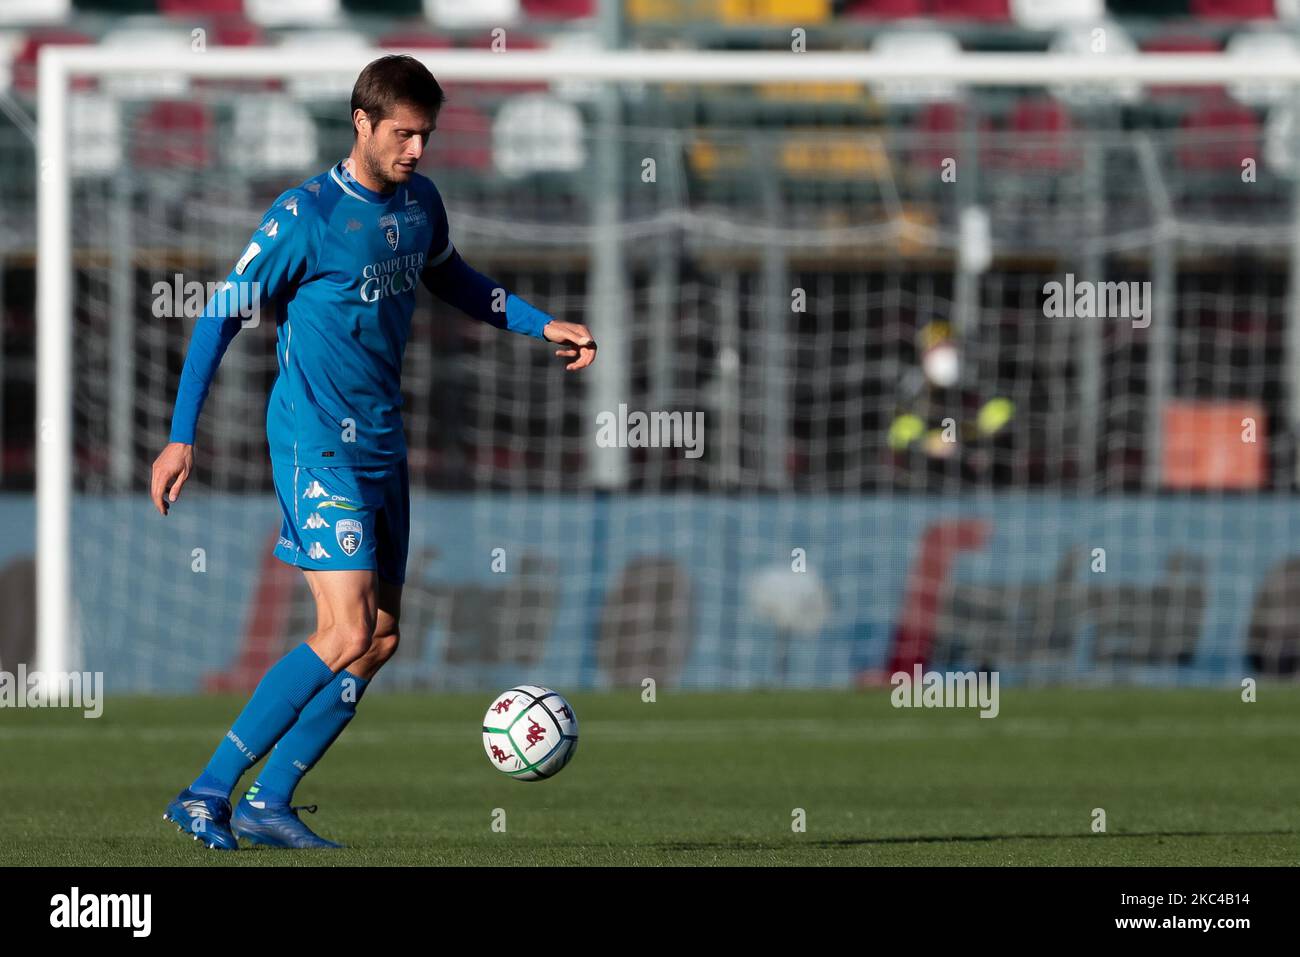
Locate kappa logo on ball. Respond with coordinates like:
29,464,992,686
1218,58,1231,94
335,518,363,557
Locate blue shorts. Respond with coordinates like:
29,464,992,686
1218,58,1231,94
271,459,410,585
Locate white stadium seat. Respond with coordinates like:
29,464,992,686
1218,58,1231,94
492,93,585,178
1226,30,1300,107
0,0,69,26
245,0,342,28
1047,19,1140,105
1010,0,1105,31
100,24,195,99
227,94,320,175
278,29,372,100
424,0,521,28
870,31,962,106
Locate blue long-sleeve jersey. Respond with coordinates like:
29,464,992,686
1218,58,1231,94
168,160,553,468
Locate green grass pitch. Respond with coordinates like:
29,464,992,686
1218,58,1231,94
1,688,1296,865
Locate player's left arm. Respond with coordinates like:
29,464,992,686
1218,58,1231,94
418,180,595,371
421,250,596,370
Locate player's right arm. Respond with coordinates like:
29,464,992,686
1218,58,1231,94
151,192,317,516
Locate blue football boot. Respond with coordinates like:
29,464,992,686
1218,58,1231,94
231,788,344,849
163,788,239,851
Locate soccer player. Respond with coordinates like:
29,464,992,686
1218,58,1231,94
150,55,596,850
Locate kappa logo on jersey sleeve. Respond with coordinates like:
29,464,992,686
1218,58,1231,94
260,218,279,239
283,196,300,216
335,518,363,557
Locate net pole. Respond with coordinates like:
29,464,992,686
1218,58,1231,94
36,46,72,678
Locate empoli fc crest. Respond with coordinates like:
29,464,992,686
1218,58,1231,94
335,518,363,557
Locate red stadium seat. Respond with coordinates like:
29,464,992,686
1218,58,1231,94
520,0,595,17
929,0,1010,20
988,97,1075,170
132,101,216,171
1141,34,1222,97
159,0,247,14
842,0,926,16
210,19,267,46
426,102,493,170
909,102,994,174
1177,96,1261,171
1142,34,1221,54
1190,0,1275,18
11,29,94,96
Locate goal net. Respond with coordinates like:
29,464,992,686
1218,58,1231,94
38,47,1300,691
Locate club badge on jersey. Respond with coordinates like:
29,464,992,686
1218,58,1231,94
378,213,400,252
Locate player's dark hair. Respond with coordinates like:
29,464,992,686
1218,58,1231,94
350,55,444,136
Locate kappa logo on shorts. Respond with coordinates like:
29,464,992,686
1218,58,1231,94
303,512,329,530
335,518,363,557
303,480,328,499
307,541,331,560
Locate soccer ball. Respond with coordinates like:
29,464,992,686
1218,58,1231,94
481,685,579,781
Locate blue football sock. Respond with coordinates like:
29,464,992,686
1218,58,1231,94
249,670,370,807
190,643,335,799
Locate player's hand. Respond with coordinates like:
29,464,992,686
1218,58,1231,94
151,442,194,516
542,321,596,371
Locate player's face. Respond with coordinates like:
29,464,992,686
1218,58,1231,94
360,102,436,190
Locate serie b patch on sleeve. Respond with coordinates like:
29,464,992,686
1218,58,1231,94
235,242,262,275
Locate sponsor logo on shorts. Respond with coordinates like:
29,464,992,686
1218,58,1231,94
277,536,295,550
303,513,328,529
336,518,363,557
307,541,331,560
303,480,328,499
317,501,358,512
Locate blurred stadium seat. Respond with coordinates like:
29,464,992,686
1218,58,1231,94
1009,0,1105,28
158,0,245,14
930,0,1010,20
870,30,961,105
244,0,342,27
425,0,521,27
130,99,215,170
842,0,926,18
1177,94,1261,170
1191,0,1275,18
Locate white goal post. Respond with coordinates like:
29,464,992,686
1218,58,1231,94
35,46,1300,683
